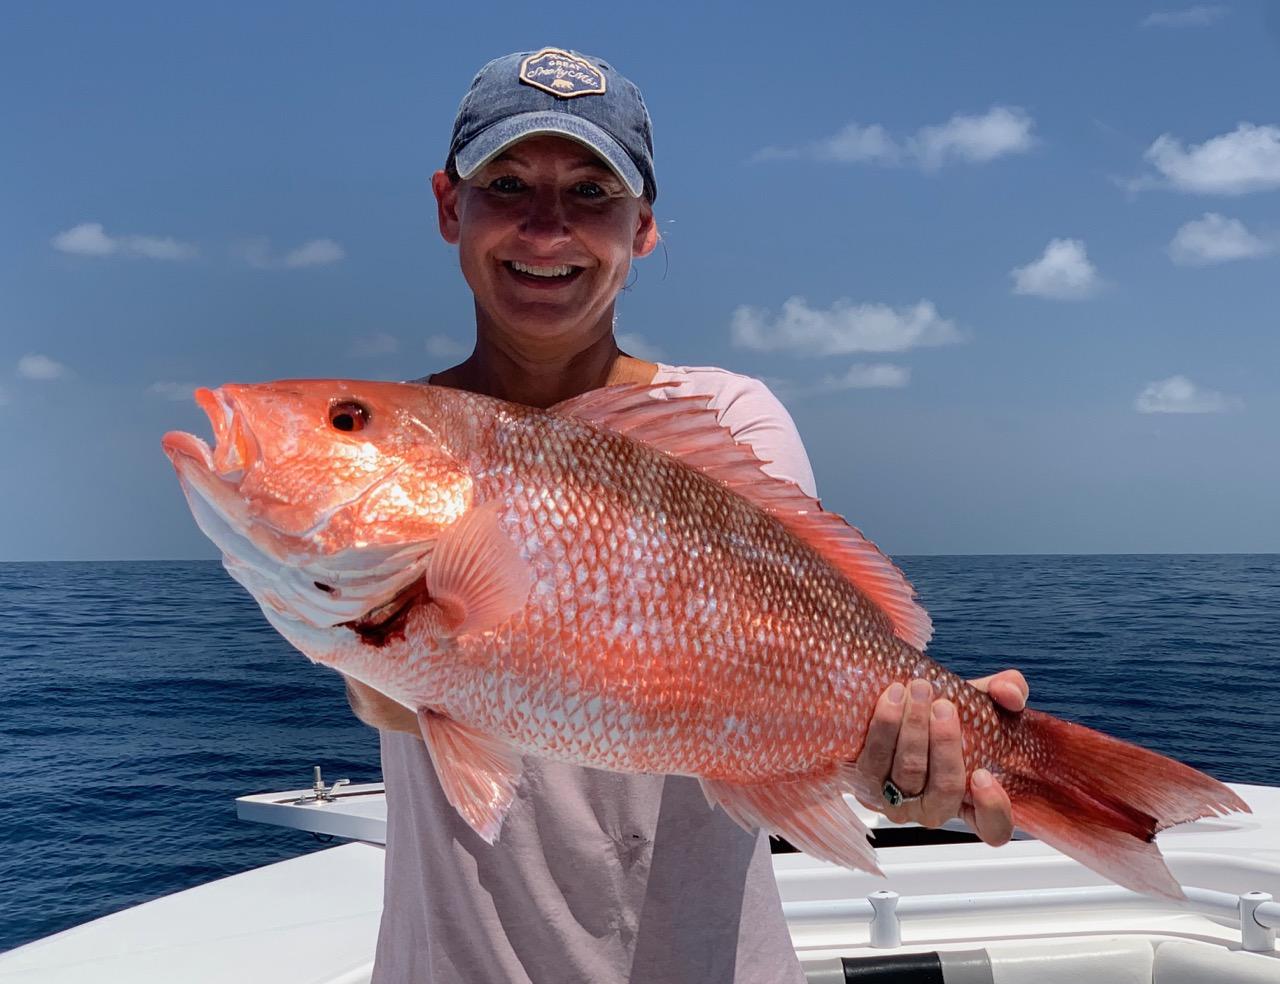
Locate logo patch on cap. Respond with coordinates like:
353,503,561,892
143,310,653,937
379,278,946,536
519,48,606,99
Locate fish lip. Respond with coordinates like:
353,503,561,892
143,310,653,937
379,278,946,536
159,388,253,486
161,429,246,519
161,430,215,471
196,386,257,481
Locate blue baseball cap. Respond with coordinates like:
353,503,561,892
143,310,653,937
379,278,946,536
446,48,657,202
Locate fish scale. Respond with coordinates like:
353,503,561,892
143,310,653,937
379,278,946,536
163,378,1250,897
423,394,985,783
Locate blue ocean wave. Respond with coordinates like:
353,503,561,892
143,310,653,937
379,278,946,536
1,555,1276,952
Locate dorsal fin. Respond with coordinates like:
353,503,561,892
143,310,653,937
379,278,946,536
550,383,932,651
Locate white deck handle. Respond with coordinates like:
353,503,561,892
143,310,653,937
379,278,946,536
1241,892,1278,953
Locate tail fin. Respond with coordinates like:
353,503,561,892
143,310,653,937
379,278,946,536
995,709,1250,899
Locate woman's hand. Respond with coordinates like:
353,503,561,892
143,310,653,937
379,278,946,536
854,670,1028,847
344,677,420,736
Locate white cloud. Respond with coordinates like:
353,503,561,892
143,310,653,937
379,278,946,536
17,353,71,380
1140,123,1280,195
425,334,470,359
350,332,399,357
51,222,197,260
777,122,899,165
816,363,910,391
616,332,665,361
52,222,116,256
1141,5,1227,27
147,382,200,401
1010,238,1101,300
284,238,345,268
731,297,963,355
910,106,1037,169
237,237,345,269
754,106,1035,170
1134,375,1238,413
1168,212,1273,265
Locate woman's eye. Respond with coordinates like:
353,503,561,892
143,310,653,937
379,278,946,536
489,175,524,193
329,400,370,432
574,181,605,198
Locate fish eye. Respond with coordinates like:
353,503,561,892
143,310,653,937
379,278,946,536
329,400,370,432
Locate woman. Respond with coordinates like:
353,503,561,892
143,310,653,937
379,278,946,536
347,48,1028,984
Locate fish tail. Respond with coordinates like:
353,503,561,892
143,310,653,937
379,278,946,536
994,708,1250,899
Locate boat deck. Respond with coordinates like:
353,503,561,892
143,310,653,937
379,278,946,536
2,781,1276,983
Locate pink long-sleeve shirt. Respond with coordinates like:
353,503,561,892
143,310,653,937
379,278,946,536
372,366,814,984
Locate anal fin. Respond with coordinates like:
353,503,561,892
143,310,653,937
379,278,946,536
700,770,881,875
417,709,524,843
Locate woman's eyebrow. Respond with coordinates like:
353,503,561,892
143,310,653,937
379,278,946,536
488,150,613,173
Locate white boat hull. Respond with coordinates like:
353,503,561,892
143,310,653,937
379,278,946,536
2,782,1277,982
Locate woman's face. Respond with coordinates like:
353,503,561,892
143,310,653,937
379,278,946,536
433,135,657,351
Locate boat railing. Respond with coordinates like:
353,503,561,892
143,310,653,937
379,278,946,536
783,886,1280,953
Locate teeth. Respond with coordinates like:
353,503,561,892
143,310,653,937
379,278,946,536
510,260,574,278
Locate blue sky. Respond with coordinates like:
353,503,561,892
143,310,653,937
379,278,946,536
2,1,1278,560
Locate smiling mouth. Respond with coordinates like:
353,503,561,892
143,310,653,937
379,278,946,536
503,260,584,285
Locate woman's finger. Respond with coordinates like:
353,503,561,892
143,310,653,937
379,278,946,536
889,678,934,797
967,768,1014,846
917,699,966,828
967,669,1028,712
853,682,907,807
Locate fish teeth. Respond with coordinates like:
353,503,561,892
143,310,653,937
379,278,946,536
510,260,574,278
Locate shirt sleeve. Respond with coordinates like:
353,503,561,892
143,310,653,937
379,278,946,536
697,375,818,500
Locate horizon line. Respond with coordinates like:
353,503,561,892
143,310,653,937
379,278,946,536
3,551,1278,564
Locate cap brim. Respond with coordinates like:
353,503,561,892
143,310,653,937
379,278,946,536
454,111,645,198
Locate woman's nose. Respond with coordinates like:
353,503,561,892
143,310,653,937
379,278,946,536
518,187,571,246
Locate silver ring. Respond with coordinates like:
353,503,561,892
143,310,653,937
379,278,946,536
882,779,921,808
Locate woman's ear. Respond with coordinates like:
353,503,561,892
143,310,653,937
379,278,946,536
432,170,461,244
633,203,658,258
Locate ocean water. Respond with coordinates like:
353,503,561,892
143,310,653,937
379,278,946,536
2,555,1278,952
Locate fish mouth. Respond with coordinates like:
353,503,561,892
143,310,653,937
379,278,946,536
161,386,255,487
162,391,248,556
199,386,257,482
162,387,258,565
161,429,216,472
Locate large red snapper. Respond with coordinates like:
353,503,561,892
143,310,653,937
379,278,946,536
162,379,1247,898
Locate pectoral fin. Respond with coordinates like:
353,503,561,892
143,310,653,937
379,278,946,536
417,709,525,843
420,501,532,638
